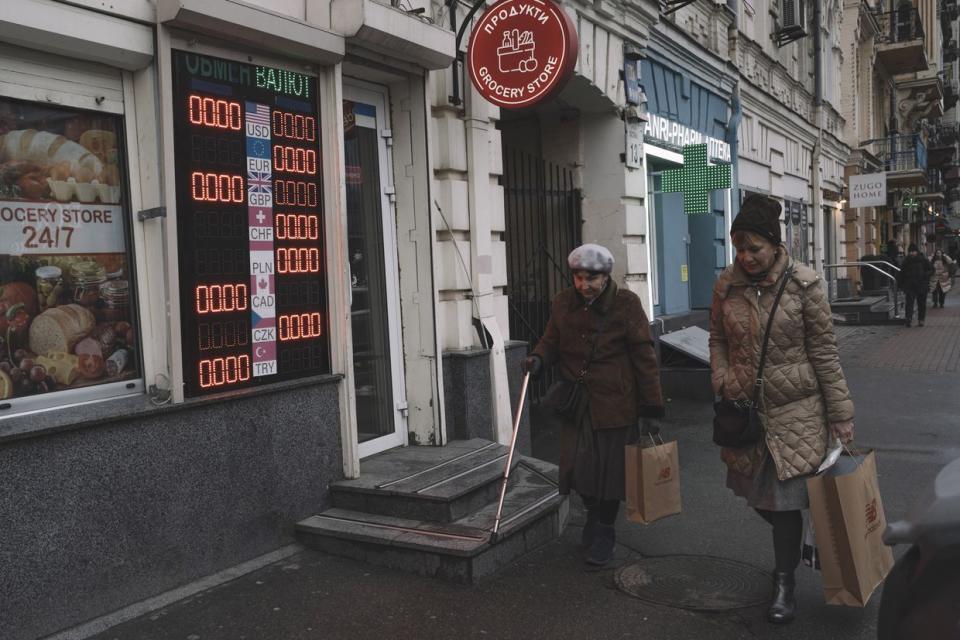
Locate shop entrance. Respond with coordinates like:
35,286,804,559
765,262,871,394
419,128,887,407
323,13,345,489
648,158,689,316
343,82,408,457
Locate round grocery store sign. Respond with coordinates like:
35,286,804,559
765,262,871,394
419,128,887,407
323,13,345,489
467,0,578,109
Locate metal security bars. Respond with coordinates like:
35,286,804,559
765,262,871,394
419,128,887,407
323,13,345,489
865,134,928,174
874,6,925,44
502,147,582,401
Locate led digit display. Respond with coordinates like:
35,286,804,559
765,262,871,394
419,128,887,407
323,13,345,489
189,95,243,130
191,172,244,203
273,111,316,141
195,283,249,313
275,214,319,240
276,247,321,274
274,179,318,207
278,312,323,341
173,50,330,397
198,319,250,350
198,355,251,388
273,145,317,174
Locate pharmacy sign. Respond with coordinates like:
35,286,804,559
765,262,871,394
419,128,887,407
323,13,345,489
661,144,732,214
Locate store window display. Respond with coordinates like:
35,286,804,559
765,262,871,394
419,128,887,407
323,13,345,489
0,98,138,408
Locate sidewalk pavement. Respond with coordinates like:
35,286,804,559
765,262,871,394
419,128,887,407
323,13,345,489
851,292,960,373
84,304,960,640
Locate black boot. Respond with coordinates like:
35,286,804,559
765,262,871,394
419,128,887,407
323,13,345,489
767,571,797,624
585,523,615,566
578,512,598,551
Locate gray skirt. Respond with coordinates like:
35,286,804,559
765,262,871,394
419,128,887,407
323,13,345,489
558,401,637,501
726,445,810,511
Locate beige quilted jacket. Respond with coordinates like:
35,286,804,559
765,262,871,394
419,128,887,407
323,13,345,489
709,250,855,480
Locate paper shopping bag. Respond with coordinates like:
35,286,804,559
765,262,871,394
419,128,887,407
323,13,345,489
625,438,681,525
801,509,821,571
806,451,895,607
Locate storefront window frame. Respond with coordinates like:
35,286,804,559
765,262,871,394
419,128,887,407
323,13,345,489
0,61,147,420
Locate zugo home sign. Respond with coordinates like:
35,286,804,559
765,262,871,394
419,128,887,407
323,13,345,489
467,0,578,109
848,172,887,209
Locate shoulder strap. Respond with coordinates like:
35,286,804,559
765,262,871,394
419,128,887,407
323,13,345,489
752,266,792,405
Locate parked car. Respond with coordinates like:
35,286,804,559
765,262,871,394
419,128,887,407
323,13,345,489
878,456,960,639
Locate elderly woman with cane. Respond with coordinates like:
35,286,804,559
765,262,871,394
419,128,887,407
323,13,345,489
522,244,665,567
710,195,855,624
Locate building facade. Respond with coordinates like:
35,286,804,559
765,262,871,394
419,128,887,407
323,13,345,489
0,1,469,638
839,0,950,291
734,0,849,281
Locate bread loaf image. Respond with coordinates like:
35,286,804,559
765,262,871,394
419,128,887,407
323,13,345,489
0,129,103,180
79,129,117,162
28,304,96,356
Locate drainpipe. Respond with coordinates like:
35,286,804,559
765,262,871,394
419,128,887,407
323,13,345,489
725,85,742,264
812,0,826,274
464,84,514,446
724,2,741,265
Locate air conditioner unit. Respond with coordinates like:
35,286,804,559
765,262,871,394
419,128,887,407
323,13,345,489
775,0,808,47
782,0,805,31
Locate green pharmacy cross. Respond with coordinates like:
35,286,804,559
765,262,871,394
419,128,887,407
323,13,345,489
661,144,732,214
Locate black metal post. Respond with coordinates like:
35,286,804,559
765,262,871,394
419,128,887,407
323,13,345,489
447,0,491,106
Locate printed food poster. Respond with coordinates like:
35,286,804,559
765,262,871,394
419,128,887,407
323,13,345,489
0,97,137,401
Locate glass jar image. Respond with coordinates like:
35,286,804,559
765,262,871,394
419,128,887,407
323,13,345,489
70,261,108,307
35,265,64,312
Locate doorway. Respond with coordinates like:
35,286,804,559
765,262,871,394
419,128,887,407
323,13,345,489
343,82,408,457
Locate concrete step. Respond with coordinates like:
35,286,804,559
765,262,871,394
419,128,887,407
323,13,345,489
831,296,904,325
296,460,566,583
330,439,521,522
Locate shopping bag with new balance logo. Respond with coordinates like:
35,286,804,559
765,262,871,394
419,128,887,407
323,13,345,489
625,436,681,525
806,450,894,607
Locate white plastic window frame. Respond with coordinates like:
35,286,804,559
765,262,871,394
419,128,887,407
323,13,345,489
0,48,149,420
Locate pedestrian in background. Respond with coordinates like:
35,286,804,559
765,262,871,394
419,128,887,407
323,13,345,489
885,238,900,267
522,244,664,567
929,249,954,309
710,194,855,624
898,244,934,326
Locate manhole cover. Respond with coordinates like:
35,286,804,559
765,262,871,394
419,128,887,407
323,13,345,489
615,555,771,611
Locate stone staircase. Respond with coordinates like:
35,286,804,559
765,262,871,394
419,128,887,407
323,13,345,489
296,439,568,583
830,288,903,325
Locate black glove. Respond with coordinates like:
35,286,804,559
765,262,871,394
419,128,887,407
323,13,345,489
640,418,661,437
521,354,543,378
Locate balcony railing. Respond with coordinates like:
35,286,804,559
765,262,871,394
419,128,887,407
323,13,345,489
875,7,925,45
927,167,945,192
866,134,928,173
927,122,959,147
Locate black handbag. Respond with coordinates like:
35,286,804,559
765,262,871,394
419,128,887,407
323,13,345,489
712,266,793,447
545,309,611,419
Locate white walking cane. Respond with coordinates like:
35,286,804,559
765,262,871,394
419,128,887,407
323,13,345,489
490,371,531,543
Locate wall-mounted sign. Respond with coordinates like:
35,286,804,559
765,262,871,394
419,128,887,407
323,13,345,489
644,113,731,163
171,50,330,397
660,144,731,214
626,120,643,169
624,59,640,106
467,0,578,109
848,172,887,208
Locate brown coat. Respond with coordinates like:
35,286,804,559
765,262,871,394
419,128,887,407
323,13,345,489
533,279,664,428
709,250,855,480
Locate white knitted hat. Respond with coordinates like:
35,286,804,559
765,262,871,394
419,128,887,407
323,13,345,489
568,243,614,274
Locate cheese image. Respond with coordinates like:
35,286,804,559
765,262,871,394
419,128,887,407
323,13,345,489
37,352,81,386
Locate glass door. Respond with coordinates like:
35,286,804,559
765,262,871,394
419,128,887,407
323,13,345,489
343,83,407,457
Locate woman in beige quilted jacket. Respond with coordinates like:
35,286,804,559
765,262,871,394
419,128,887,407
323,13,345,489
709,194,855,625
